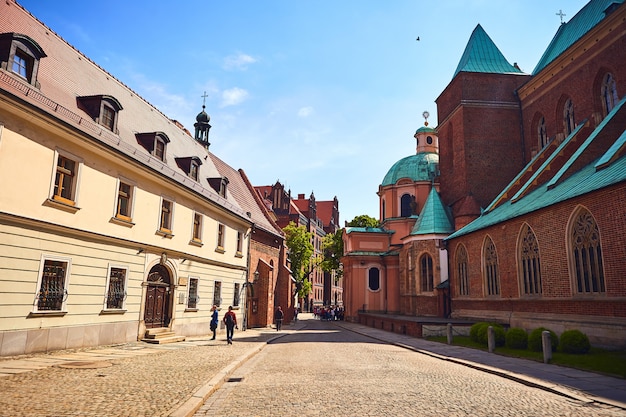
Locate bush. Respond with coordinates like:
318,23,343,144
505,327,528,350
528,327,558,352
559,330,591,354
470,322,505,346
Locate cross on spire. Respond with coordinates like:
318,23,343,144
556,9,566,24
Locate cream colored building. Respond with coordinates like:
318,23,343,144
0,1,253,356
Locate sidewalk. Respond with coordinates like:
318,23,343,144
0,315,624,416
335,320,626,411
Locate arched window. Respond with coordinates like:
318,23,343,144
400,194,413,217
569,208,605,294
456,245,469,296
538,116,548,149
368,267,380,291
382,200,386,221
518,224,542,296
483,236,500,296
563,98,576,135
601,73,619,117
420,254,434,292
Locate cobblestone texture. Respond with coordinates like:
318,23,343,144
195,320,625,417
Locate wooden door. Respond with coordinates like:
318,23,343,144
144,264,171,328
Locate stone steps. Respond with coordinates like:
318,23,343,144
142,328,186,344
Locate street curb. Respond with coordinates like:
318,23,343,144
169,331,295,417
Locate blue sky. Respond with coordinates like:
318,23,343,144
18,0,589,225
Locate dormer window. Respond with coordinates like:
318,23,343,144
135,132,170,162
175,156,202,181
77,95,123,133
208,177,229,198
0,32,46,87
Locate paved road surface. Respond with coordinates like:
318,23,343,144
195,319,624,417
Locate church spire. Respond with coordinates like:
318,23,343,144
194,91,212,149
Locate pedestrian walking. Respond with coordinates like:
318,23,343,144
274,306,284,331
223,306,237,344
293,306,299,322
210,305,218,340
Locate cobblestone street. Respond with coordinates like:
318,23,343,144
195,319,625,417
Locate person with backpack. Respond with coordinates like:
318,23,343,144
223,306,237,344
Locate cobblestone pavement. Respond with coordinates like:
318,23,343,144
195,319,625,417
0,329,281,417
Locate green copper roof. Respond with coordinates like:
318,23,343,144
415,125,436,134
381,152,439,186
453,24,524,78
410,188,454,235
448,97,626,240
345,227,392,234
533,0,625,75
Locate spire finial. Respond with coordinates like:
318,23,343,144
422,110,430,126
556,9,566,24
201,91,208,109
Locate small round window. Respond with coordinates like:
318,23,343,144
427,136,433,144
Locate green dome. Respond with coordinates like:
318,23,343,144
381,152,439,186
415,125,436,134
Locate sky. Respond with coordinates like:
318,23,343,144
17,0,590,225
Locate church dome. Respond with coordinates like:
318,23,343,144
196,107,210,123
381,152,439,186
415,125,436,135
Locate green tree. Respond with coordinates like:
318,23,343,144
283,222,314,298
320,229,344,280
347,214,379,228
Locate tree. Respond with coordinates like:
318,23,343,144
347,214,379,228
283,222,314,299
320,229,344,280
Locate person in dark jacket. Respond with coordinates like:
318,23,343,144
210,305,218,340
274,306,284,331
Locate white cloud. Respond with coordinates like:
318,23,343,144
220,87,249,107
223,53,257,70
297,106,314,117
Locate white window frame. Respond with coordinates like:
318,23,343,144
33,254,72,313
103,264,129,311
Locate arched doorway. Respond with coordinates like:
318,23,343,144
144,264,172,328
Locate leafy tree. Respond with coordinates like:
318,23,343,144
283,222,314,298
320,229,344,280
347,214,379,228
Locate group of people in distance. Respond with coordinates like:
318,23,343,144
208,304,296,344
312,306,344,321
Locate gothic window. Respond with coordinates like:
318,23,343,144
601,73,619,117
400,194,413,217
456,245,469,296
0,33,46,87
420,254,434,292
483,236,500,296
563,98,575,135
368,267,380,291
518,224,542,296
569,208,605,294
382,200,386,221
105,266,128,310
538,116,548,149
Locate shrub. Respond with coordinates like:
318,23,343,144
505,327,528,350
528,327,558,352
471,322,505,346
559,329,591,354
